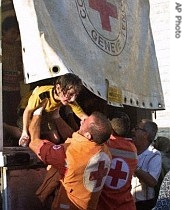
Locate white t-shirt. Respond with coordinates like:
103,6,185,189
131,145,162,201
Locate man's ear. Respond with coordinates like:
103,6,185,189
84,132,91,140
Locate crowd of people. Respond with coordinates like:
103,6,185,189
2,15,170,210
26,93,170,210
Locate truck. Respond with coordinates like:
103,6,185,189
0,0,165,209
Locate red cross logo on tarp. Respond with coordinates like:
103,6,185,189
89,160,108,187
89,0,118,31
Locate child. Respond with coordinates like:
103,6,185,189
18,73,88,146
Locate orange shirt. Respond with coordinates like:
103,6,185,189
97,135,138,210
40,132,112,210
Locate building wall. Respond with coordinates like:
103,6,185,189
149,0,170,138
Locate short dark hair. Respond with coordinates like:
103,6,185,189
111,118,126,137
2,16,19,32
89,112,112,144
55,73,83,94
153,136,170,153
141,119,158,143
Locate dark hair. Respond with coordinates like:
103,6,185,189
108,109,130,133
89,111,112,144
109,111,130,137
110,118,127,137
153,136,170,153
2,16,19,33
141,119,158,143
55,73,83,94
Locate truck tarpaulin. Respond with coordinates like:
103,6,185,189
12,0,165,110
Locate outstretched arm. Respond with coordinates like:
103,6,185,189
51,107,74,141
29,114,46,158
29,109,67,174
28,100,48,158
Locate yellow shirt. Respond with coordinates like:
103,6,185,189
21,85,84,116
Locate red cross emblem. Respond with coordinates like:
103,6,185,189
109,160,127,186
105,157,129,189
89,0,118,31
89,161,108,187
84,152,111,192
76,0,126,55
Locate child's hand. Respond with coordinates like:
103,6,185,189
19,131,30,147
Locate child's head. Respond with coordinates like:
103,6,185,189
2,16,20,44
54,73,83,104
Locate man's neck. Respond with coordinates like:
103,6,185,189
137,145,148,155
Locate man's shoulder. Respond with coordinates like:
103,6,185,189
109,136,136,150
140,146,161,162
148,145,161,155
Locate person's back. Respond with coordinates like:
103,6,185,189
152,170,170,210
52,131,111,209
97,115,138,210
29,110,112,210
152,136,170,173
152,136,170,201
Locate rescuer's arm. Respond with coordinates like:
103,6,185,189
28,99,48,157
29,103,66,174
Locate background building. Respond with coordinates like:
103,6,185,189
149,0,170,138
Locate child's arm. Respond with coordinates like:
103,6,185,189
69,101,88,120
23,105,34,133
19,105,34,146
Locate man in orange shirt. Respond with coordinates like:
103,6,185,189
28,102,112,210
97,113,138,210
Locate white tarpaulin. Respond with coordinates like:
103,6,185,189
13,0,165,110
